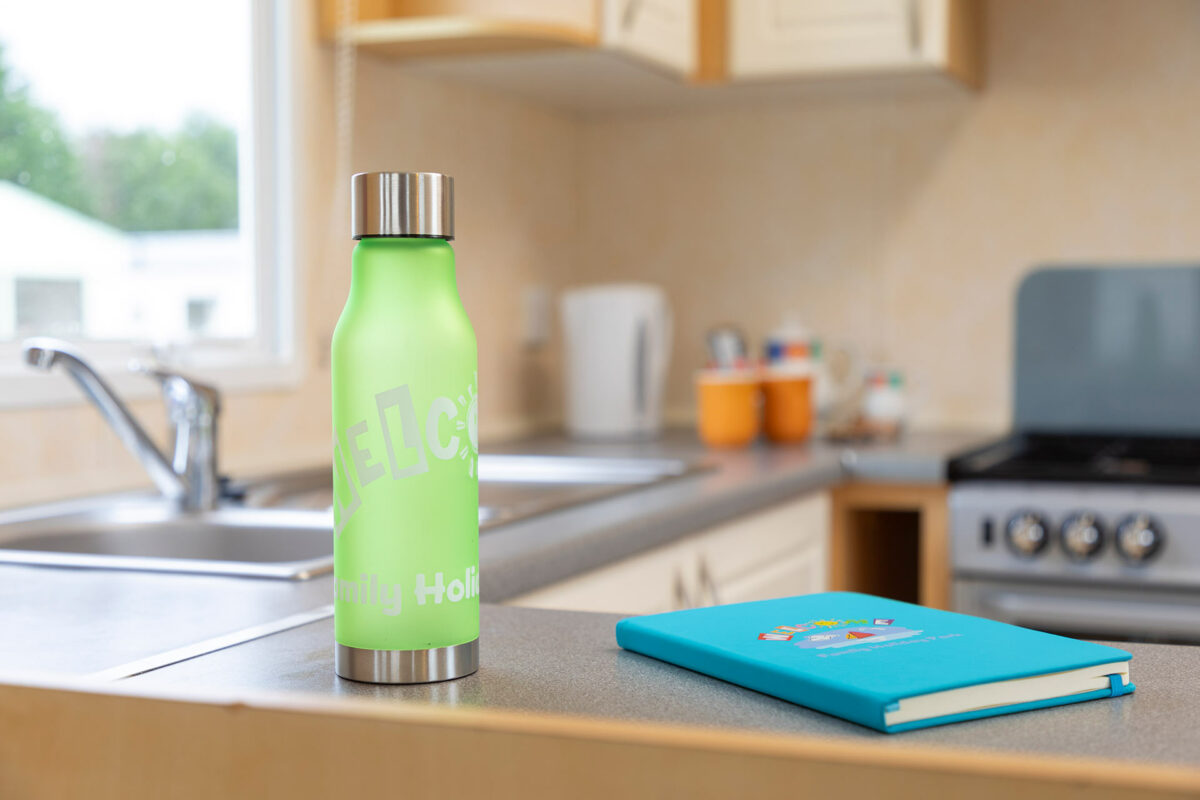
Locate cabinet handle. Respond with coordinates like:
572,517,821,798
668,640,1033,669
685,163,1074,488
906,0,923,54
672,569,693,610
621,0,645,32
697,557,721,607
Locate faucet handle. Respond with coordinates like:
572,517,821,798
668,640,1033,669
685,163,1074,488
129,360,220,417
129,359,221,510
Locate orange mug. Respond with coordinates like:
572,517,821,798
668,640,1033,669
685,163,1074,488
762,369,812,443
696,370,760,448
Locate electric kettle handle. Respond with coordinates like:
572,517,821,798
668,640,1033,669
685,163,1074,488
648,297,672,408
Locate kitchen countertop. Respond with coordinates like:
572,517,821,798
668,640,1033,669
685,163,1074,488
121,604,1200,768
4,430,1199,796
0,430,991,678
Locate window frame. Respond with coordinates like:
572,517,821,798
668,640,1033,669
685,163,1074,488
0,0,302,409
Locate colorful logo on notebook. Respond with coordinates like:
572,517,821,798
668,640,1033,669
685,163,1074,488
758,616,923,649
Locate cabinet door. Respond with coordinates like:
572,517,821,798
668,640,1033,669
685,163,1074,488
690,493,828,591
507,534,696,615
715,547,826,605
729,0,943,80
602,0,697,77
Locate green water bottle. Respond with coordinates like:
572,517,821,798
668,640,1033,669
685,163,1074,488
332,171,479,683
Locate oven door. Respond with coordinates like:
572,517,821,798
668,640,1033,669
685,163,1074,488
954,578,1200,644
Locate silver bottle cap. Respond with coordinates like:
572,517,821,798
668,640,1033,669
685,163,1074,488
351,171,454,240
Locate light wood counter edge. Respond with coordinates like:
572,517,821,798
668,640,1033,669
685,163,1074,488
1,676,1196,799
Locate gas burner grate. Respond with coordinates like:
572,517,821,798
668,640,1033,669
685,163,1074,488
949,434,1200,485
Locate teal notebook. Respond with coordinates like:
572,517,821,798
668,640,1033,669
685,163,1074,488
615,592,1134,733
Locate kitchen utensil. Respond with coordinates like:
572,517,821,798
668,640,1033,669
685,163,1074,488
706,324,748,369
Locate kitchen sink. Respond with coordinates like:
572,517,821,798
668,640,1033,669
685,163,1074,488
0,454,707,580
0,504,335,579
241,454,704,528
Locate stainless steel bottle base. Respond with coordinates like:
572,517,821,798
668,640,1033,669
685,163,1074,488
335,639,479,684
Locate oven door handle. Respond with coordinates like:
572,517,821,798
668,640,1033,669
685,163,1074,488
981,591,1200,637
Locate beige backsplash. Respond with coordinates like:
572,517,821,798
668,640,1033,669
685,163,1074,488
576,0,1200,430
3,0,1199,505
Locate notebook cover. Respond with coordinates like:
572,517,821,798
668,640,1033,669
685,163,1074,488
614,592,1134,733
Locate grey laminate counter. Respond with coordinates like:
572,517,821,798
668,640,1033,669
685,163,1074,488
123,603,1200,769
0,564,333,677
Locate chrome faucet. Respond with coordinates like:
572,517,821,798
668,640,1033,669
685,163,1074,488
21,338,221,511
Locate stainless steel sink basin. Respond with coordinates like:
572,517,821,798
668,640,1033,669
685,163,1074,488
0,454,707,580
0,504,334,579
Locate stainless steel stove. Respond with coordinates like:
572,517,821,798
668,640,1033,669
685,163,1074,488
949,265,1200,643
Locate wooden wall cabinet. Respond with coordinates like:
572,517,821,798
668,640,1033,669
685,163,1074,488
319,0,979,95
509,493,829,615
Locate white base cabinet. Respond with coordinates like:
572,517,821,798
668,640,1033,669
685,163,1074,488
508,493,829,615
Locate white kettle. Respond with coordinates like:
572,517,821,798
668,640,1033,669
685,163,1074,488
560,283,672,439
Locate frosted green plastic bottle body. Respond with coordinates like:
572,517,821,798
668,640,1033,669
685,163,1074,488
331,237,479,666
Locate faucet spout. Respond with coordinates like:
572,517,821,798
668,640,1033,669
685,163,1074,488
21,338,188,504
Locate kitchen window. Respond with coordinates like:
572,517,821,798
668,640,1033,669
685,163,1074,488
0,0,297,406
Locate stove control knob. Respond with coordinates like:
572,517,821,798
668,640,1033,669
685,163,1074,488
1006,512,1050,557
1060,512,1105,561
1115,514,1164,563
